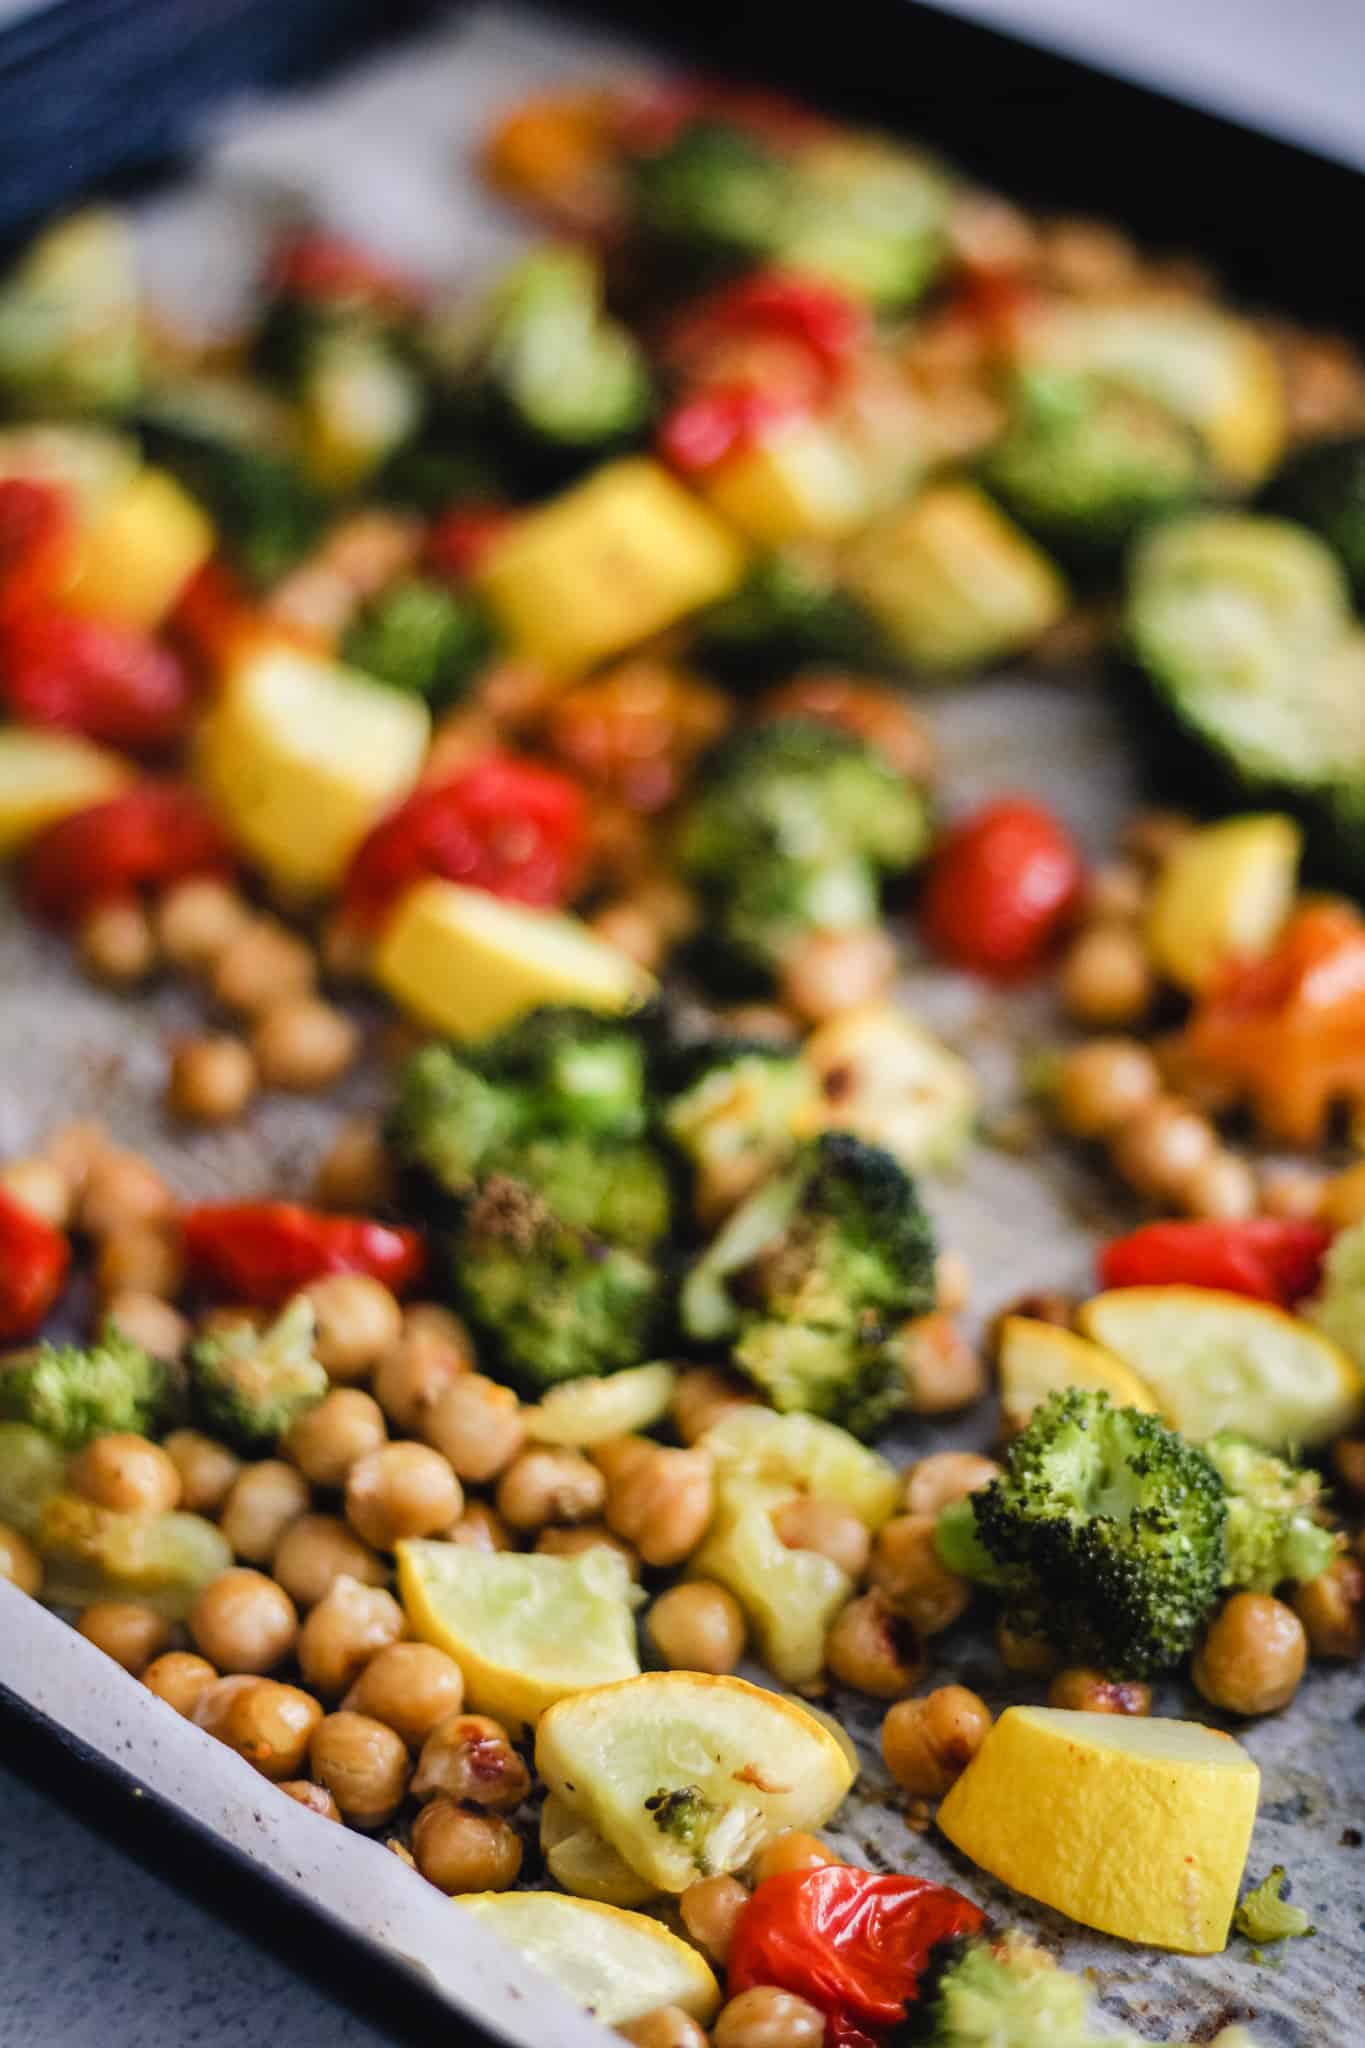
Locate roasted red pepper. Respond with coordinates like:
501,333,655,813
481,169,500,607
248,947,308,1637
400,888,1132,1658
340,752,590,932
181,1203,425,1306
658,385,807,475
728,1866,985,2048
0,1186,70,1342
668,273,869,398
1099,1218,1332,1306
919,796,1083,979
424,505,518,584
0,609,192,751
0,477,72,617
22,784,233,927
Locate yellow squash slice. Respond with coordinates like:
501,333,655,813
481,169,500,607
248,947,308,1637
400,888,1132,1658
1144,814,1301,993
63,467,214,630
539,1794,658,1907
457,1894,720,2027
526,1363,677,1447
996,1316,1159,1436
0,728,131,854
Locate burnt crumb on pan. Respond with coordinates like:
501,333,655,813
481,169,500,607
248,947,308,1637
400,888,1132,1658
1341,1826,1362,1847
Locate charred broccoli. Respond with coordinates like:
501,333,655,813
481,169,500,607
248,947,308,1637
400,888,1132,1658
681,1131,937,1438
936,1388,1227,1676
1234,1866,1315,1946
342,576,491,706
644,1785,720,1873
0,1325,168,1449
629,122,792,279
187,1297,327,1452
1261,434,1365,599
693,551,890,686
659,1034,820,1223
1204,1433,1338,1592
137,385,326,589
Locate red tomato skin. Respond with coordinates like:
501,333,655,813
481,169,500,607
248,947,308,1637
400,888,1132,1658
919,797,1083,979
0,1187,70,1342
181,1203,425,1306
1099,1218,1332,1306
424,506,518,584
22,784,233,927
728,1866,986,2046
0,610,192,752
0,478,72,617
658,384,807,474
669,273,869,396
167,557,260,680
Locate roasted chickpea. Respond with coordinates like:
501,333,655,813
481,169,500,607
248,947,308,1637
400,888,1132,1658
869,1516,971,1636
372,1306,471,1432
220,1460,311,1566
779,926,897,1026
646,1582,746,1675
590,898,667,971
898,1312,986,1416
1047,1667,1152,1715
995,1618,1059,1675
162,1429,241,1516
315,1116,392,1212
284,1387,387,1488
69,1433,182,1515
0,1156,72,1229
218,1679,323,1780
298,1273,404,1385
933,1248,970,1317
599,1437,713,1568
343,1642,465,1748
496,1447,605,1531
1054,1039,1161,1140
1192,1593,1307,1715
1181,1151,1257,1221
310,1711,410,1829
1334,1438,1365,1499
904,1452,1001,1519
535,1523,639,1574
714,1987,825,2048
0,1520,41,1596
825,1592,923,1698
156,877,251,970
252,997,358,1093
671,1366,754,1445
1121,809,1194,869
411,1712,530,1811
1083,860,1147,924
751,1832,840,1883
80,900,157,985
212,918,316,1015
77,1151,174,1240
421,1374,526,1483
297,1575,405,1699
346,1442,462,1549
78,1601,172,1674
771,1496,870,1579
189,1567,298,1674
278,1778,341,1821
678,1874,749,1964
105,1292,189,1361
1059,925,1153,1028
1110,1097,1217,1202
447,1502,513,1552
1292,1554,1364,1660
192,1673,262,1738
94,1222,184,1304
881,1686,992,1798
143,1650,218,1717
167,1035,257,1126
43,1120,110,1202
1262,1164,1329,1222
618,2007,709,2048
410,1798,523,1893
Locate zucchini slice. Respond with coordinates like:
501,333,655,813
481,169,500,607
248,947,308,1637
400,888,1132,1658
457,1893,719,2026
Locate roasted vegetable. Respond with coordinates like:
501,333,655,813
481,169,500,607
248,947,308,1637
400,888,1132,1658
771,138,950,311
1262,434,1365,598
341,576,492,705
804,1006,977,1173
187,1296,328,1452
1233,1866,1314,1946
0,1324,168,1450
35,1495,232,1617
693,550,890,685
659,1034,820,1222
905,1931,1104,2048
629,122,793,279
1203,1433,1338,1593
0,210,141,415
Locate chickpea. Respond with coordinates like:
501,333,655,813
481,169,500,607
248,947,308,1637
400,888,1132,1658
310,1711,410,1829
212,918,316,1015
1121,809,1195,869
646,1582,746,1675
1334,1438,1365,1499
346,1442,462,1550
933,1248,971,1317
343,1642,464,1748
678,1874,749,1964
536,1523,639,1574
279,1778,342,1821
591,899,667,971
779,927,897,1026
78,1601,172,1674
1059,925,1153,1028
412,1712,530,1811
410,1798,523,1894
1110,1097,1217,1202
904,1452,1001,1520
1054,1039,1161,1140
0,1156,72,1229
94,1222,184,1305
69,1434,181,1515
1262,1164,1329,1222
252,998,358,1092
898,1312,986,1416
618,2007,709,2048
319,913,373,985
193,1673,261,1738
167,1036,257,1125
0,1520,42,1596
284,1388,387,1488
79,900,157,985
881,1686,991,1799
189,1567,298,1673
714,1988,825,2048
771,1496,870,1579
316,1117,391,1212
1181,1151,1257,1221
218,1679,323,1780
1292,1554,1364,1660
372,1306,471,1432
162,1429,241,1516
421,1374,525,1484
1192,1593,1307,1715
447,1502,512,1553
869,1515,971,1636
143,1650,218,1718
156,876,251,970
1083,860,1147,924
995,1618,1059,1675
1047,1667,1152,1714
105,1291,189,1360
298,1575,406,1699
299,1273,404,1385
77,1151,175,1240
751,1832,840,1883
671,1366,755,1446
599,1437,714,1568
825,1592,923,1698
496,1447,605,1531
220,1460,311,1566
43,1120,110,1202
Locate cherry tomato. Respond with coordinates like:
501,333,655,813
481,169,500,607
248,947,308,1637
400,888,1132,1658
728,1866,986,2048
0,477,72,617
267,232,421,315
1099,1218,1332,1306
22,784,232,927
0,610,192,752
0,1186,70,1342
919,797,1083,979
669,273,869,397
424,505,518,584
340,752,590,932
658,385,806,474
181,1203,425,1306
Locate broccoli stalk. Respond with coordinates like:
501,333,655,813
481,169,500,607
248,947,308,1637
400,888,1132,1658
1233,1866,1315,1947
0,1325,168,1449
1203,1433,1339,1591
187,1297,327,1452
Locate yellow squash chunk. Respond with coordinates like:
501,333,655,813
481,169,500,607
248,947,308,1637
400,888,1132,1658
63,468,214,630
1145,814,1301,993
396,1539,640,1726
996,1316,1159,1437
37,1497,232,1620
0,423,139,514
457,1894,719,2026
374,878,653,1041
526,1362,677,1447
1079,1287,1362,1450
196,642,429,889
699,420,870,544
536,1672,854,1891
0,728,131,854
476,457,747,674
701,1407,900,1527
539,1794,658,1907
938,1707,1259,1952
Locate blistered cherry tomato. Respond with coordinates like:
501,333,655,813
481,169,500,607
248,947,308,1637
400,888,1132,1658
182,1203,425,1306
919,797,1083,979
424,506,518,584
0,1186,70,1341
22,785,232,927
658,385,807,474
0,478,71,616
1099,1218,1332,1306
0,611,192,751
668,273,869,397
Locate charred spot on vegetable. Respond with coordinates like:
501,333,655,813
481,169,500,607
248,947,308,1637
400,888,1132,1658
644,1784,720,1871
693,552,892,686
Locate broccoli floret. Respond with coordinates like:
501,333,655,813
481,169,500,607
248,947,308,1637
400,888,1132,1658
451,1175,663,1389
660,1035,820,1221
0,1326,168,1450
187,1297,327,1453
1234,1866,1315,1946
677,720,930,974
644,1785,720,1873
630,123,792,277
342,577,491,706
1203,1432,1338,1591
694,551,890,686
681,1131,936,1438
138,404,325,590
905,1933,1101,2048
948,1388,1227,1676
1261,435,1365,600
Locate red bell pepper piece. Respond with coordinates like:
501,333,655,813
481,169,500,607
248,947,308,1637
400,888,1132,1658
1099,1218,1332,1307
181,1203,425,1306
0,477,72,618
0,1186,70,1341
22,783,233,927
0,609,192,752
658,384,808,474
919,796,1084,980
